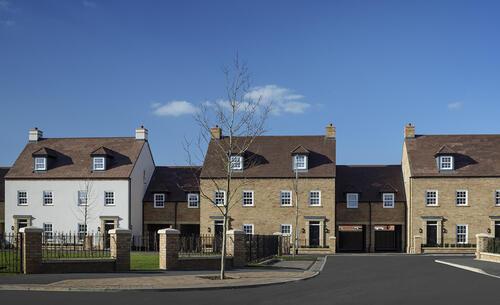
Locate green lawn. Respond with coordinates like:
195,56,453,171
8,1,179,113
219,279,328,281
0,250,21,273
131,252,159,270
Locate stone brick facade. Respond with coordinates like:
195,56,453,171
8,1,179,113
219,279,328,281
200,178,335,248
143,200,200,234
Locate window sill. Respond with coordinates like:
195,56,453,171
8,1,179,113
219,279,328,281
104,204,116,207
17,204,28,206
242,205,255,208
383,206,395,209
187,206,199,209
425,205,440,207
280,205,293,208
456,205,469,207
153,206,165,209
43,204,54,207
308,205,322,207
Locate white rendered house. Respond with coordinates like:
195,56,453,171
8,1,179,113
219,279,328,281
4,127,155,237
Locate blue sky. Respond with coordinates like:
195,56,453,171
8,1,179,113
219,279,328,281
1,0,500,167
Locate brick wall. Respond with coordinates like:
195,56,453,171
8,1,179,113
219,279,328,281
143,200,200,230
41,260,116,273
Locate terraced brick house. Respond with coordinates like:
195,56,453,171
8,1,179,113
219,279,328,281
143,166,201,236
199,124,336,250
4,127,155,237
402,124,500,253
0,167,8,234
335,165,406,252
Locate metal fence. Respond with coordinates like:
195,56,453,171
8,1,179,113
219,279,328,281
487,238,500,254
0,233,23,273
131,233,159,252
42,232,111,260
422,243,476,248
179,234,222,256
245,234,280,262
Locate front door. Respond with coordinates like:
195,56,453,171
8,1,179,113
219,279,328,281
426,221,438,246
495,221,500,238
214,220,224,252
309,221,320,247
103,220,115,249
16,219,29,232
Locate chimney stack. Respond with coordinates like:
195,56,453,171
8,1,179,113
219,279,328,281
29,128,43,142
325,123,336,139
404,123,415,138
210,125,222,140
135,125,148,141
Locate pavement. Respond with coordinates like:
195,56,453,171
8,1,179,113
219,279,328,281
0,258,322,292
435,256,500,278
1,255,499,305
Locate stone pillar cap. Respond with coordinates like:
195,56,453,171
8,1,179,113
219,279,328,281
108,228,131,234
476,233,494,238
329,236,336,239
158,228,180,235
19,226,43,233
273,232,283,236
226,229,245,235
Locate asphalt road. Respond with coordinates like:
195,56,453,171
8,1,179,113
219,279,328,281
1,255,499,305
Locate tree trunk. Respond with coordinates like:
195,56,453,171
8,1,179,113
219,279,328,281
220,212,228,279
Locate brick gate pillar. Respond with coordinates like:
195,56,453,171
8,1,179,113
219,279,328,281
158,228,180,270
109,228,132,272
226,229,246,268
19,226,43,274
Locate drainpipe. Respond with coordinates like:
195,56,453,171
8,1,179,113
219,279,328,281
368,201,372,253
174,201,178,230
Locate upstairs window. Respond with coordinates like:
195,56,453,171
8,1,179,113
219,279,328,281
347,193,358,209
309,191,321,206
242,191,254,206
496,190,500,206
17,191,28,206
383,193,395,208
78,191,88,206
438,156,453,170
280,191,292,206
154,193,165,208
34,157,47,171
426,190,438,206
93,157,106,171
43,191,53,206
104,191,115,206
215,191,226,206
230,155,243,170
293,155,308,170
187,193,199,208
456,190,468,206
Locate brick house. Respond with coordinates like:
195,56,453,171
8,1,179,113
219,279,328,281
142,166,201,236
402,124,500,253
199,124,336,249
4,127,155,237
0,167,8,234
335,165,406,252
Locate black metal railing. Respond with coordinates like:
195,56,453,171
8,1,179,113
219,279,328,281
487,238,500,254
178,234,222,256
245,234,280,262
422,243,476,248
42,232,111,260
0,233,23,273
131,233,159,252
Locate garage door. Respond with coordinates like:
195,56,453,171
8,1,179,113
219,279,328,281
338,225,365,252
374,225,402,252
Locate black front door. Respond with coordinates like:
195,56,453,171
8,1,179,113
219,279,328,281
309,222,320,247
495,221,500,238
103,220,115,249
214,220,224,252
426,221,438,246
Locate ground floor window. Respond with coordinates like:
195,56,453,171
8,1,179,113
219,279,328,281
78,223,87,240
43,223,53,241
456,224,468,244
281,224,292,236
243,224,254,235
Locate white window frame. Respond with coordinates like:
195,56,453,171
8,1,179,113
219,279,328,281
43,223,53,241
293,155,308,170
243,224,254,235
280,224,292,236
187,193,199,208
382,193,395,208
456,190,468,206
280,190,292,206
456,224,468,244
34,157,47,171
77,223,87,240
78,190,88,206
495,190,500,206
242,190,254,206
215,190,226,206
230,155,243,170
104,191,115,206
43,191,53,206
153,193,165,208
17,191,28,206
93,157,106,171
425,190,438,206
346,193,358,209
309,190,321,206
439,156,454,170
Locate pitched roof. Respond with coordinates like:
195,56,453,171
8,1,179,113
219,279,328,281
200,136,336,178
143,166,201,202
6,138,145,179
32,147,57,157
405,134,500,177
291,145,310,155
434,145,456,156
335,165,406,202
90,146,115,157
0,167,9,202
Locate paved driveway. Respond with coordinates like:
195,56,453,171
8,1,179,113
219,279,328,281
1,255,499,305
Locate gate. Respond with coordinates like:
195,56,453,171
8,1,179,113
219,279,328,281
0,233,23,273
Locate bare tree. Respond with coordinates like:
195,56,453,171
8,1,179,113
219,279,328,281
292,169,300,257
185,55,271,279
72,180,98,247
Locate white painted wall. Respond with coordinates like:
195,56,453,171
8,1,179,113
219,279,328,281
129,142,155,236
5,179,129,233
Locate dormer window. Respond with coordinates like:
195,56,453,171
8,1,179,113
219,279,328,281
230,155,243,170
438,156,453,171
93,157,106,171
34,157,47,171
293,155,308,170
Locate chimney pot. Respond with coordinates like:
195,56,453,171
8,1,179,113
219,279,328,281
404,123,415,138
135,126,148,141
29,128,43,142
325,123,336,138
210,126,222,140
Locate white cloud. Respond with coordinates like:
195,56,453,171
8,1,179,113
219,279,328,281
244,85,311,115
448,102,463,110
82,0,97,8
152,100,199,117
